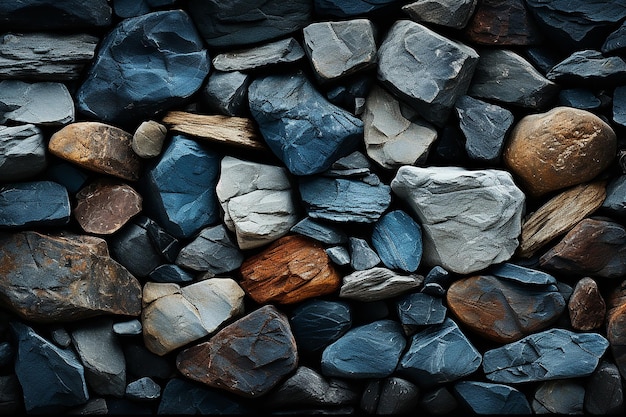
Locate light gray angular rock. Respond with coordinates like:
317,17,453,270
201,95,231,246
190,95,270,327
142,279,245,356
324,150,372,178
391,166,525,274
212,37,305,72
0,80,74,125
326,246,351,266
215,156,300,250
291,217,348,245
377,20,479,126
340,267,424,302
175,224,244,274
70,318,126,397
349,237,380,270
112,319,142,336
303,19,377,83
0,124,46,182
201,70,251,117
125,377,161,401
362,84,438,169
547,49,626,85
402,0,477,29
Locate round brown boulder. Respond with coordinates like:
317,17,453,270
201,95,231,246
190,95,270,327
503,106,616,197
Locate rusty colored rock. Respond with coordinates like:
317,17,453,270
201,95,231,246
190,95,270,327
0,231,142,322
74,179,142,235
48,122,143,181
176,305,298,398
503,107,616,197
607,301,626,380
464,0,543,45
446,274,566,343
239,235,342,305
568,277,606,331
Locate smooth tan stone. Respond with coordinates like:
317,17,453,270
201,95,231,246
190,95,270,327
132,120,167,158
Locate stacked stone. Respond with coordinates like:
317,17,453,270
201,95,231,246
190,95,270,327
1,0,626,415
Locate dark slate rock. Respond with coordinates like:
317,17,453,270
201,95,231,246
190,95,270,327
248,71,363,176
321,319,406,379
371,209,423,273
454,381,532,414
290,300,352,354
349,237,380,270
377,20,479,126
532,380,585,414
291,217,348,245
125,377,161,401
0,124,46,182
524,45,563,75
76,10,210,127
188,0,312,48
212,37,304,72
558,88,602,110
11,321,88,414
175,224,243,274
298,176,391,223
0,374,21,415
419,386,459,415
141,135,221,239
454,95,514,164
201,70,251,117
314,0,400,17
148,264,194,283
421,265,453,297
137,216,181,263
360,376,420,415
614,85,626,128
603,20,626,54
157,378,254,414
326,246,351,266
430,124,469,165
0,0,112,30
602,175,626,217
109,220,162,278
584,360,625,415
483,328,609,383
123,343,174,380
547,50,626,86
397,318,482,387
112,0,151,18
326,75,374,116
489,262,557,286
402,0,477,29
45,160,91,195
396,292,447,333
0,181,70,228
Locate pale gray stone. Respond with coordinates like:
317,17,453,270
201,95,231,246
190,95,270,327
125,377,161,401
112,319,142,336
0,124,47,181
132,120,166,158
212,37,305,72
340,267,424,302
0,80,74,125
326,246,351,266
391,166,525,274
349,237,380,270
402,0,477,29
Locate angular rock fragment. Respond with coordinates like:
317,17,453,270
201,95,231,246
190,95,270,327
489,262,557,286
289,299,352,353
113,319,142,337
0,124,46,182
463,0,542,45
584,360,625,415
402,0,477,29
567,277,606,331
175,225,243,274
453,381,532,415
396,292,447,332
371,210,423,273
339,267,423,302
0,80,74,125
547,50,626,86
421,266,453,297
132,121,167,159
603,21,626,54
326,246,351,266
125,377,161,401
148,264,194,284
109,218,163,278
603,175,626,217
348,237,380,270
0,181,70,228
532,380,585,414
212,37,304,72
361,377,420,415
290,217,348,245
559,88,602,110
201,71,251,117
0,0,112,30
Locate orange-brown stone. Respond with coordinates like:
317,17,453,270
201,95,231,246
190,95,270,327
239,235,341,305
503,106,616,197
48,121,143,181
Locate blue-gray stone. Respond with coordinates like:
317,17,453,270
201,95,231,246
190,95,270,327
0,181,70,228
314,0,400,17
45,160,90,195
76,10,210,127
157,378,254,414
248,71,363,176
175,224,243,274
349,237,380,270
136,216,181,263
558,88,602,110
324,151,372,178
112,0,151,18
396,292,447,330
326,75,373,115
602,175,626,217
125,377,161,401
613,85,626,128
397,318,482,387
321,320,406,379
371,210,423,273
11,321,89,413
148,264,194,284
298,176,391,223
0,0,112,30
291,217,348,245
453,381,532,415
201,70,251,117
326,246,351,266
290,299,352,353
109,219,162,278
141,135,221,239
532,380,585,414
483,328,610,383
0,81,74,126
489,262,557,286
603,20,626,54
547,50,626,86
421,266,452,297
0,124,47,182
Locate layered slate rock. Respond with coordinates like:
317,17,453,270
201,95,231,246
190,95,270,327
339,267,423,302
290,217,347,245
377,20,479,126
211,37,305,72
248,71,363,176
0,181,70,228
503,106,616,197
547,50,626,86
371,210,423,273
396,292,447,331
216,156,300,250
0,124,46,182
176,305,298,398
0,231,142,322
142,279,245,356
483,328,610,383
141,135,221,240
48,122,143,182
348,237,380,270
239,235,342,305
453,381,532,415
321,320,406,379
0,80,74,125
446,274,566,343
401,0,477,29
391,165,525,274
175,225,243,274
289,299,352,353
0,0,112,30
76,10,210,126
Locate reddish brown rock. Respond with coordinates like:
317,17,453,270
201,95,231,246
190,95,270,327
239,235,342,304
463,0,543,45
607,301,626,380
568,277,606,331
176,305,298,398
0,231,142,322
503,107,616,197
74,179,142,235
48,122,143,181
446,274,566,343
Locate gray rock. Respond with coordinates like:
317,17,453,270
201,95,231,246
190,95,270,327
0,80,74,125
0,124,46,182
201,70,250,117
559,88,603,110
175,224,243,274
377,20,478,126
391,165,525,274
291,217,348,245
489,262,557,286
125,377,161,401
0,181,70,228
340,267,424,302
148,264,195,284
0,0,112,30
361,377,420,414
112,319,142,337
348,237,380,270
212,37,304,72
454,381,532,414
326,246,351,266
532,380,585,414
402,0,477,29
324,150,372,178
585,360,625,415
362,84,438,169
109,219,163,278
396,292,447,332
303,19,377,83
547,50,626,85
132,121,166,158
70,318,126,397
603,20,626,54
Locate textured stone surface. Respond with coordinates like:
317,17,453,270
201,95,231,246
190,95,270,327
361,377,420,415
402,0,477,29
0,0,111,30
314,0,400,17
532,380,585,414
290,299,352,354
132,120,167,158
109,217,164,277
489,262,557,286
175,225,243,274
463,0,542,45
396,292,447,330
371,210,423,273
340,267,423,302
584,360,625,415
201,70,251,117
212,37,304,72
454,381,532,415
0,181,70,228
290,217,348,245
547,50,626,86
0,124,46,182
348,237,380,270
0,80,74,125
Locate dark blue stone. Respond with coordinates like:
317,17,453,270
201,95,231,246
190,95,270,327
430,125,469,166
141,135,221,239
290,299,352,353
290,217,348,245
314,0,400,17
396,292,447,330
558,88,602,110
421,266,452,297
249,72,363,176
0,0,112,30
45,160,91,195
321,319,406,379
157,378,255,414
0,181,70,228
326,75,374,115
603,20,626,54
148,264,194,283
76,10,209,127
112,0,151,18
453,381,532,414
371,210,422,273
613,85,626,127
489,262,557,286
109,220,163,278
136,215,181,263
602,175,626,217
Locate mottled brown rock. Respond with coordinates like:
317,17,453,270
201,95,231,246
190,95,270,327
48,122,143,181
568,277,606,331
607,301,626,380
503,107,616,197
518,181,606,258
176,305,298,398
74,179,142,235
540,218,626,278
446,274,565,343
463,0,543,45
0,231,142,322
239,235,342,305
